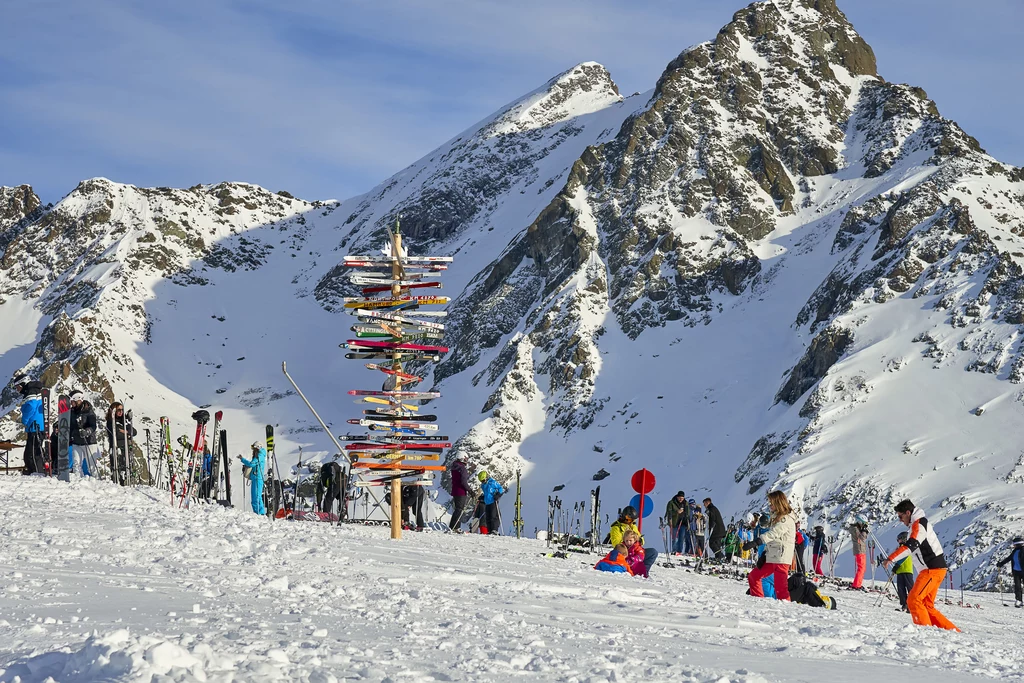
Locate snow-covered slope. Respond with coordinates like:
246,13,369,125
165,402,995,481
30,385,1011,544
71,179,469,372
2,0,1024,587
2,477,1023,683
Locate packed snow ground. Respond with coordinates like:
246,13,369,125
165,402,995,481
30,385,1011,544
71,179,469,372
1,477,1022,683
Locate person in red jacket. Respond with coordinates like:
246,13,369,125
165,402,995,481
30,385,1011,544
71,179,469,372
448,453,471,532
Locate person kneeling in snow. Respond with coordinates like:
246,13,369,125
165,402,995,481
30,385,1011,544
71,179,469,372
238,442,267,515
608,506,659,575
787,573,837,609
595,544,633,574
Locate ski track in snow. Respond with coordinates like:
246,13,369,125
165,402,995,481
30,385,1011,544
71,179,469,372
0,478,1022,682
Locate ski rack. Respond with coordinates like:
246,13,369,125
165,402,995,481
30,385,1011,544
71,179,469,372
340,218,453,540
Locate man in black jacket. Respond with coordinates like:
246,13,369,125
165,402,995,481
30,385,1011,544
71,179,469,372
704,497,726,560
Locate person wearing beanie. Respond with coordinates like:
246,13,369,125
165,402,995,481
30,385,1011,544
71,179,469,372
996,536,1024,608
15,376,45,475
477,470,504,535
448,453,471,532
664,491,690,555
69,391,100,477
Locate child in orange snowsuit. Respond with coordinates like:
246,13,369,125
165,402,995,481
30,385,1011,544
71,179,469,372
595,544,633,574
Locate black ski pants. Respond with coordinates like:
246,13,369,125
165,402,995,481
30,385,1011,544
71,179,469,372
1013,571,1023,604
483,501,500,534
896,573,914,609
23,432,45,475
449,494,469,530
709,536,725,560
402,487,425,529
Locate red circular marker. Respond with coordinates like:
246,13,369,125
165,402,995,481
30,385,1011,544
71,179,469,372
631,468,655,494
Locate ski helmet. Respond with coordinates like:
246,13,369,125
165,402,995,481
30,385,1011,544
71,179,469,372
477,471,488,481
455,452,468,462
854,513,868,525
251,441,262,451
897,531,909,544
758,513,770,526
746,512,756,525
1013,536,1024,546
621,505,638,521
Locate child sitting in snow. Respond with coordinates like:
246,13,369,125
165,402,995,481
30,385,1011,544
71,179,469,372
595,544,633,574
623,530,648,577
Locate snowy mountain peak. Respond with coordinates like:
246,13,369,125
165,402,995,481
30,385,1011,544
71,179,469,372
487,62,622,136
0,184,43,234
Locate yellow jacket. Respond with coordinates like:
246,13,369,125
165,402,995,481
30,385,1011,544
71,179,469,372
608,519,645,547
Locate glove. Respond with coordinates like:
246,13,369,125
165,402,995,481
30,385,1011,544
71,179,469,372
741,538,758,552
876,555,886,567
997,559,1007,567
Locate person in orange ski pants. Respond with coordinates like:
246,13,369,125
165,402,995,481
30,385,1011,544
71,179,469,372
883,500,959,631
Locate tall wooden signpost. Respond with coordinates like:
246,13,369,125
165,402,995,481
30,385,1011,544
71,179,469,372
341,220,453,539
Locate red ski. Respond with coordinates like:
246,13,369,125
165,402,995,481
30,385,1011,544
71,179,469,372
361,282,442,295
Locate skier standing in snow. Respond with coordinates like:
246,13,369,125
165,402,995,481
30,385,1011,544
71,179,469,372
692,506,707,558
238,442,267,515
665,491,689,555
69,391,100,477
724,524,740,563
742,490,796,601
14,376,45,475
793,520,808,575
448,453,471,531
880,499,958,631
848,515,869,590
608,506,659,574
703,497,726,560
996,536,1024,608
477,471,504,535
811,525,828,575
881,531,915,612
316,461,343,516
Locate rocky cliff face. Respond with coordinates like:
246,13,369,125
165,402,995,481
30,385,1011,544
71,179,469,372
3,0,1023,586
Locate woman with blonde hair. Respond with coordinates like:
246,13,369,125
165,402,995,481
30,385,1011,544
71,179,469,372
742,490,796,600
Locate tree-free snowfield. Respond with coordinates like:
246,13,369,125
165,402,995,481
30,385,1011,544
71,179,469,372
0,477,1020,682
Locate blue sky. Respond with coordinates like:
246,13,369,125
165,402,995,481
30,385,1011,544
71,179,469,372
1,1,1021,204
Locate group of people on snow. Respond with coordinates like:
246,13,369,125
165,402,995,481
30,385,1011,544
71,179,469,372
13,376,136,482
596,488,981,631
446,452,504,534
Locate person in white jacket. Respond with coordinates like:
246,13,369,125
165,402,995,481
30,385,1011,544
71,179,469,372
743,490,796,600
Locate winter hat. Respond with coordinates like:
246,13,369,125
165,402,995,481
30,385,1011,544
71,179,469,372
69,389,83,400
455,453,468,462
675,491,686,499
477,471,488,481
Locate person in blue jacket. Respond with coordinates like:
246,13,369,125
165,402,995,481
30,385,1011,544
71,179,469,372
997,536,1024,608
15,376,46,475
477,471,504,535
238,442,266,515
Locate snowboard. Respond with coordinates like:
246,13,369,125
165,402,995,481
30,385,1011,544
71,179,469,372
57,394,71,481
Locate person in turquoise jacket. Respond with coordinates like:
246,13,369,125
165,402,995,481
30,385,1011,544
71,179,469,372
478,471,504,535
238,442,266,515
